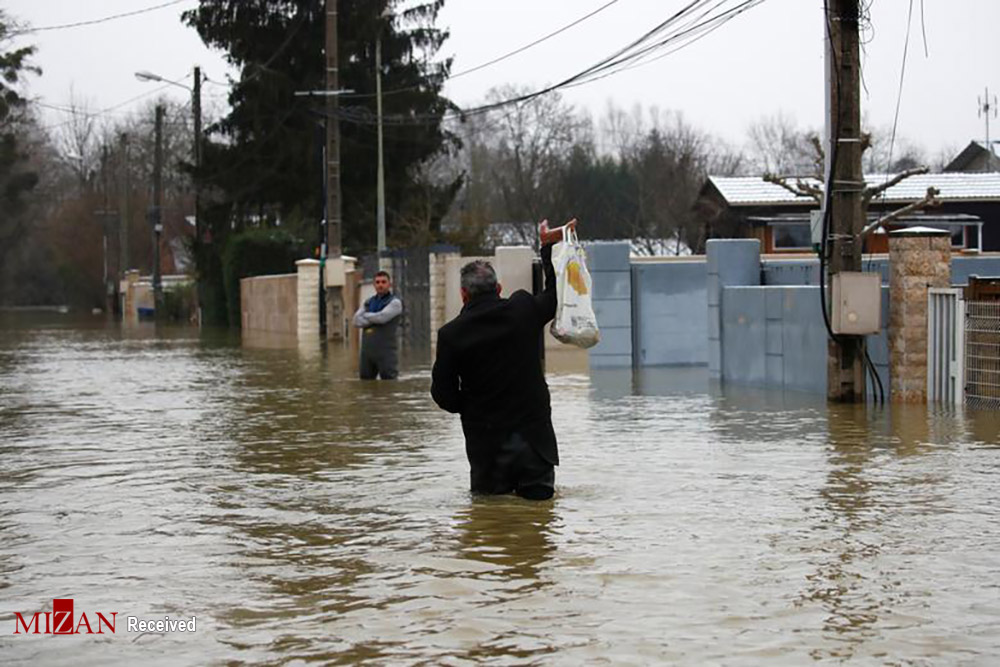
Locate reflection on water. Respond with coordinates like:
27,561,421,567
1,312,999,665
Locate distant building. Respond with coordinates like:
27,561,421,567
943,141,1000,173
696,172,1000,253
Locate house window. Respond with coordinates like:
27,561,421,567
771,223,812,250
924,224,978,249
967,224,983,250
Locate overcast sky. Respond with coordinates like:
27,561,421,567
6,0,999,163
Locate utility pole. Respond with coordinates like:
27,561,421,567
119,133,131,279
151,104,164,317
99,144,113,315
325,0,344,341
824,0,866,402
193,66,204,325
375,27,386,261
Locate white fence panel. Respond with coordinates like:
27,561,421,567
927,288,965,405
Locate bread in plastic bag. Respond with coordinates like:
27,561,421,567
549,227,601,349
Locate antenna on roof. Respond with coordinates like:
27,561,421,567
978,87,998,150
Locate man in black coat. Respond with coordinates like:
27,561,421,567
431,219,576,500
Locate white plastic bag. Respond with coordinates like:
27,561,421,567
549,227,601,349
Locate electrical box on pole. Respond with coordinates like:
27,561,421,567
831,272,882,335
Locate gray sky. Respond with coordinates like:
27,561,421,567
7,0,999,163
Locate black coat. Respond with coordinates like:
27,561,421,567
431,243,559,466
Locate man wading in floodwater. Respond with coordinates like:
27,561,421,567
352,270,402,380
431,219,576,500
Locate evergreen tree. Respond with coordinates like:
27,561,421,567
183,0,458,256
0,13,40,255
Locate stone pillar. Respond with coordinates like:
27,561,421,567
120,270,141,323
297,259,321,340
495,246,534,296
706,239,761,380
429,250,461,349
888,228,951,402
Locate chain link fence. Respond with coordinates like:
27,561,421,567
966,300,1000,408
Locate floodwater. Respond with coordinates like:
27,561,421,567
1,312,999,666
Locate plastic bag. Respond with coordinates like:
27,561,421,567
549,227,601,349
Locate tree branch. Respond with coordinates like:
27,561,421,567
863,166,929,204
763,172,823,203
860,187,941,237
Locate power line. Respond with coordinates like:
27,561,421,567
881,0,915,189
345,0,623,100
9,0,191,37
34,75,191,131
334,0,766,127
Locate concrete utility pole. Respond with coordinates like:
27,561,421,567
824,0,866,402
325,0,344,341
152,104,165,316
375,26,386,260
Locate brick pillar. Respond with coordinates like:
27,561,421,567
888,228,951,402
296,259,321,340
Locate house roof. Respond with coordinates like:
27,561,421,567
943,140,1000,172
708,172,1000,206
745,212,982,226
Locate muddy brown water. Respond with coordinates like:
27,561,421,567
1,313,999,665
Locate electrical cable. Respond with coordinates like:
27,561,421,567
333,0,765,127
561,0,764,89
345,0,623,100
8,0,191,37
341,0,710,124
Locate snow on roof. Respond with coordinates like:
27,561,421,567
709,172,1000,206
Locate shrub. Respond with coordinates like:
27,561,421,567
221,228,306,327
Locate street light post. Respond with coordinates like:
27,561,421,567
135,68,203,322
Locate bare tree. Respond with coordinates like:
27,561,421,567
54,88,99,187
486,85,582,232
745,112,819,176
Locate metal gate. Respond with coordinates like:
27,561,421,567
965,300,1000,408
385,248,431,352
927,288,965,405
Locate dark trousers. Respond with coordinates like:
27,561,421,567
469,431,555,500
359,347,398,380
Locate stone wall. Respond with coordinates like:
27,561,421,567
888,229,952,402
240,273,298,335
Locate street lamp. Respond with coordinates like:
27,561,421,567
375,7,392,262
135,67,203,322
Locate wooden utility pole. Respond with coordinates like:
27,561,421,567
119,133,131,277
193,66,204,325
825,0,866,402
152,104,165,316
325,0,344,340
